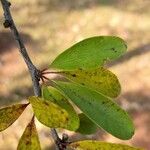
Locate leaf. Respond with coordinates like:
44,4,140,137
28,96,76,131
17,117,41,150
54,81,134,140
0,103,28,132
42,86,79,130
50,36,127,71
59,67,121,98
68,140,143,150
77,113,97,135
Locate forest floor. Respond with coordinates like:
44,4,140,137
0,0,150,149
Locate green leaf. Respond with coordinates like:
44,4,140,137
0,104,28,132
17,117,41,150
77,113,97,135
54,81,134,140
59,67,121,98
50,36,127,71
29,96,76,131
68,140,143,150
42,86,79,131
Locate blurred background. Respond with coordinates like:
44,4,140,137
0,0,150,149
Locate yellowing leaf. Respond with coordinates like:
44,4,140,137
28,96,74,130
17,117,41,150
54,81,134,140
42,86,79,131
60,67,121,98
50,36,127,71
68,140,143,150
0,104,28,132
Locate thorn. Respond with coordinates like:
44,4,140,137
41,68,48,72
42,71,53,75
42,76,50,81
41,76,45,83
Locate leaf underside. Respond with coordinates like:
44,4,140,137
42,86,79,131
0,104,28,132
60,67,121,98
54,81,134,140
68,140,143,150
17,117,41,150
50,36,127,71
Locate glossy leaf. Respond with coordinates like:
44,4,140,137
60,67,121,98
17,117,41,150
42,86,79,130
54,81,134,140
29,96,75,130
0,104,28,132
68,140,143,150
77,113,97,135
50,36,127,71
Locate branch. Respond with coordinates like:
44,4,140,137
1,0,40,96
0,0,62,149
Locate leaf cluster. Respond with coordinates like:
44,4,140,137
0,36,142,149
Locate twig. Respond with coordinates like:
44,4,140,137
0,0,62,149
51,129,62,149
51,129,70,150
1,0,40,96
